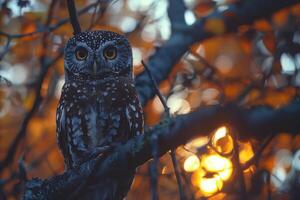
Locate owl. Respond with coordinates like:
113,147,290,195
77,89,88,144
56,31,144,172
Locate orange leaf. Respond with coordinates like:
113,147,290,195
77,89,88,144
262,32,276,54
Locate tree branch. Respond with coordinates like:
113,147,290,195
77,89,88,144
0,0,105,60
0,53,63,174
22,99,300,199
66,0,81,34
135,0,300,106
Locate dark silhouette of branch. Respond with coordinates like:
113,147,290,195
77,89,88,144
0,0,105,60
0,52,63,174
0,0,61,177
22,99,300,199
66,0,81,34
142,60,186,200
242,134,275,170
39,0,59,72
143,60,162,200
232,128,246,196
135,0,300,106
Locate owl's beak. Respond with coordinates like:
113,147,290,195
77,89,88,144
93,62,98,75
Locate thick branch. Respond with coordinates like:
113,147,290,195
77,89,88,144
23,100,300,199
135,0,300,106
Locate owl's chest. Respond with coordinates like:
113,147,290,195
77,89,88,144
61,80,133,113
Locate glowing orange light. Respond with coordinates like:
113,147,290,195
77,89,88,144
243,165,255,174
184,137,209,152
191,169,224,197
211,126,233,154
191,169,205,187
161,166,167,174
239,142,254,164
184,155,200,172
201,154,233,181
199,175,223,196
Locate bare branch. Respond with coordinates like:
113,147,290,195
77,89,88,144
135,0,300,106
0,53,63,174
142,60,186,200
0,0,104,60
66,0,81,34
22,99,300,199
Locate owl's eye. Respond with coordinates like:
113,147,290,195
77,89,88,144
75,47,88,60
103,46,117,60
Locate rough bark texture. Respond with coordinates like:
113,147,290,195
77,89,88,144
23,99,300,199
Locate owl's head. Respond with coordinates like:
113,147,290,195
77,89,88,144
64,30,133,80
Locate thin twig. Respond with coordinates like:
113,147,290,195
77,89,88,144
242,134,275,170
265,170,272,200
40,0,58,79
142,60,186,200
170,150,186,200
150,134,159,200
0,52,63,174
88,3,100,30
142,61,161,200
232,128,246,197
0,1,103,60
142,61,169,113
0,0,59,178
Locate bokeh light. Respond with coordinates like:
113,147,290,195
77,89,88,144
141,24,157,42
201,154,233,181
120,16,137,33
280,53,296,75
183,154,200,172
132,47,142,67
184,137,209,153
191,168,224,197
184,10,196,25
215,54,234,74
238,142,254,164
199,175,223,196
211,126,233,155
127,0,155,12
167,91,191,115
0,63,28,85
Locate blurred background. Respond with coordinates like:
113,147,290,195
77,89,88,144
1,0,300,199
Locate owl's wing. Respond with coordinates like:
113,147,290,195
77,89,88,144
124,99,144,138
57,101,91,168
106,100,143,144
56,104,72,168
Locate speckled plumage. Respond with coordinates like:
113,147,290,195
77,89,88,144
56,31,144,170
